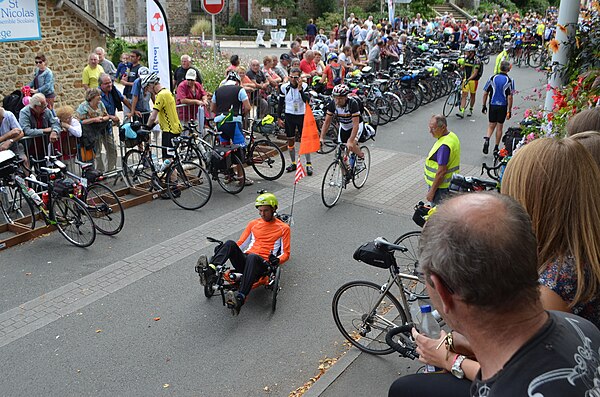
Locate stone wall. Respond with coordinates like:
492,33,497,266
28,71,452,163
166,0,192,35
0,0,106,108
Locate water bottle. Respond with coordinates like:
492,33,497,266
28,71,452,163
159,159,171,172
26,187,43,206
152,154,162,169
229,272,243,281
420,304,442,373
349,153,356,168
409,294,422,325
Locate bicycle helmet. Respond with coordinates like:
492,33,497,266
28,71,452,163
226,71,241,82
463,43,476,52
332,84,350,97
140,72,159,88
503,42,511,50
138,66,150,76
255,192,278,209
326,53,338,63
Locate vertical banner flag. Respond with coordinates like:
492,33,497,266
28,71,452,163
147,0,172,91
299,104,321,155
0,0,41,42
388,0,395,25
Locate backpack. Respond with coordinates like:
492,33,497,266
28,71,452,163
2,90,24,115
503,127,524,156
474,57,484,80
331,64,343,85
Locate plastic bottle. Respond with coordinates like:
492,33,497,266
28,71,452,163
349,153,356,168
409,294,422,326
26,187,43,206
159,159,171,172
420,304,442,373
229,272,243,281
150,154,161,169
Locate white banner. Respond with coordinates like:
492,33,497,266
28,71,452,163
147,0,171,91
0,0,41,42
388,0,395,23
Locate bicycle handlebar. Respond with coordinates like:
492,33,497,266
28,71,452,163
385,324,419,360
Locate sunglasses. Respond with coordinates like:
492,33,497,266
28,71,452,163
35,60,43,64
290,76,300,79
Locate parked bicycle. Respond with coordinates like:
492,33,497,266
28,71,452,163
35,154,125,235
332,235,431,355
0,150,96,247
121,125,212,210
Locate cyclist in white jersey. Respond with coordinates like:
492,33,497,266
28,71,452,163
319,84,365,160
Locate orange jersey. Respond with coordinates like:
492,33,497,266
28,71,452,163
237,218,291,264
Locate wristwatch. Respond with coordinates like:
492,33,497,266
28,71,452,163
451,354,466,379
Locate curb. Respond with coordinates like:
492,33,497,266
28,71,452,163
302,347,363,397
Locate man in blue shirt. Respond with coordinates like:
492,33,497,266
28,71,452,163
98,73,134,171
481,61,514,155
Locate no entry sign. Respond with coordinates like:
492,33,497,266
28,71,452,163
202,0,225,15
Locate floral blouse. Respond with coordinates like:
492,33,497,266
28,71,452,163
539,256,600,328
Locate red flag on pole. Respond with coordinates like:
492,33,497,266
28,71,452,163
299,104,321,155
294,157,306,184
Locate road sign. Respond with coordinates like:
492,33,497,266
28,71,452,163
202,0,224,15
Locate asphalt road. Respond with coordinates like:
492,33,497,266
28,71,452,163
0,54,546,396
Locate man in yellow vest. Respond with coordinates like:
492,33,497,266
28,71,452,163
424,114,460,205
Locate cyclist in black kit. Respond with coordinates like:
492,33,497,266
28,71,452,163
319,84,365,161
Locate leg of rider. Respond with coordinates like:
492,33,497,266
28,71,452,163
237,253,269,299
210,240,247,270
285,114,297,169
495,122,504,149
486,122,496,139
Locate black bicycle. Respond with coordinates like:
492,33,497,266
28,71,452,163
122,127,212,210
321,143,371,208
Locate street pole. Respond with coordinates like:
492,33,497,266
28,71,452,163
212,14,217,64
343,0,347,24
544,0,580,111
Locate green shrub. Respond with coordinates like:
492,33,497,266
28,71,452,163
222,26,237,36
191,18,212,36
230,13,247,34
107,37,130,66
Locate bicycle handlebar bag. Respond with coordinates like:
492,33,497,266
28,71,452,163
353,241,396,269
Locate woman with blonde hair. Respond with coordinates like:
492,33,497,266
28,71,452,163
568,130,600,170
502,138,600,327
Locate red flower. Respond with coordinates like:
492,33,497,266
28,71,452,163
547,112,554,121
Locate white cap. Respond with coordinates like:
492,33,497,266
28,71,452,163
185,69,197,80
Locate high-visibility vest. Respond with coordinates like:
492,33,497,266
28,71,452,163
424,131,461,189
494,50,509,74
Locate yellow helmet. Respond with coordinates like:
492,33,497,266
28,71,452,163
255,192,278,209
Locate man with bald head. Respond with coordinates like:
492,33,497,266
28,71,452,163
388,192,600,397
424,114,460,205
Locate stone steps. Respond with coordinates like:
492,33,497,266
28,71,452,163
431,2,473,22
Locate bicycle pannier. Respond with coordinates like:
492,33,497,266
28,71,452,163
353,241,396,269
54,178,76,197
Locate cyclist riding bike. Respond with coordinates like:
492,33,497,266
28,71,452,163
319,84,366,164
456,44,482,118
196,193,291,315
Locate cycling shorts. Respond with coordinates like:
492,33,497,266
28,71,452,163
338,122,364,143
462,80,478,94
488,105,508,123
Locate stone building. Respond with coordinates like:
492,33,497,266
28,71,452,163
0,0,112,108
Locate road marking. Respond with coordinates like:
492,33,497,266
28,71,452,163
0,188,311,349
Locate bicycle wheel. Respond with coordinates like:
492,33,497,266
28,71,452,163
122,149,153,187
84,183,125,235
374,97,391,126
52,196,96,248
385,92,403,121
180,141,204,167
321,160,344,208
528,49,543,68
2,184,36,229
332,280,407,355
443,90,460,117
250,139,285,181
215,153,245,195
271,266,281,313
352,146,371,189
394,231,428,300
166,161,212,210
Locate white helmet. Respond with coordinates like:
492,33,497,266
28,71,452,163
140,72,159,88
138,66,150,76
463,43,476,52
